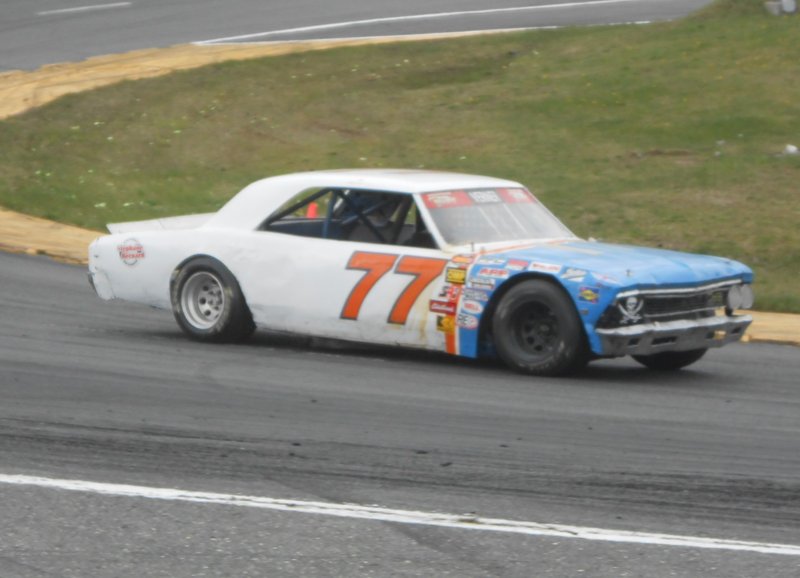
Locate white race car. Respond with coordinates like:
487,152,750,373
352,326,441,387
89,169,754,376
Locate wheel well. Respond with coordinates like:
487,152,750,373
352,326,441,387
478,273,583,352
169,254,253,316
169,254,256,342
170,254,220,290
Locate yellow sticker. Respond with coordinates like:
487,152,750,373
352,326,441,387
446,267,466,284
436,316,456,334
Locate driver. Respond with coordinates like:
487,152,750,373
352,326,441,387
343,192,401,242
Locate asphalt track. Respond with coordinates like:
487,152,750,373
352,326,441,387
3,0,800,576
2,253,800,576
1,0,712,71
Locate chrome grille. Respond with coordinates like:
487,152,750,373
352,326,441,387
643,290,726,322
597,282,734,328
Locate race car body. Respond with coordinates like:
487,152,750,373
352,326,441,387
88,169,754,375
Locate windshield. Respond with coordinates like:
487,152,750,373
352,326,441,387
421,188,575,246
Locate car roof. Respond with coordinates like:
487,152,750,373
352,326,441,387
208,169,525,230
264,169,523,194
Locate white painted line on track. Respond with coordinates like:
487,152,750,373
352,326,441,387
37,2,131,16
196,22,653,49
195,0,657,44
2,474,799,556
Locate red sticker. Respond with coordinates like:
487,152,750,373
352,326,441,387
430,300,457,315
498,188,536,203
423,191,473,209
477,267,510,279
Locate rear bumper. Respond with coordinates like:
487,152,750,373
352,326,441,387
87,265,115,300
87,238,115,300
595,315,752,357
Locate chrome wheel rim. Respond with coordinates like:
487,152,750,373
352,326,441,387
181,271,225,330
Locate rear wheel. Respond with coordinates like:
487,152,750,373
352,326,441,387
492,280,589,376
170,257,255,342
633,349,707,371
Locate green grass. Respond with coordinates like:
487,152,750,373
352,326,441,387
1,0,798,311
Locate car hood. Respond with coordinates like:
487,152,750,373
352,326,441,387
481,240,753,288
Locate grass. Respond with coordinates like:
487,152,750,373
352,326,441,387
0,0,798,311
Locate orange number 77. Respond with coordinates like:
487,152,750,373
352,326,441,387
341,251,448,325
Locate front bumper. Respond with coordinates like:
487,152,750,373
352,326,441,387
595,314,752,357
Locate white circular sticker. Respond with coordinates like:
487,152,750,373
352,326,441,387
117,238,145,266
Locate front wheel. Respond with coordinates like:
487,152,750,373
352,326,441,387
492,280,589,376
633,349,707,371
170,257,255,342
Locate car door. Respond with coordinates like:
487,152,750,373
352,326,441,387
235,189,455,352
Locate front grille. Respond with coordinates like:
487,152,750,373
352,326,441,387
597,286,730,328
643,290,726,322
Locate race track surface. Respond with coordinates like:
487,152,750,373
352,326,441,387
1,0,713,71
3,0,798,575
1,252,799,576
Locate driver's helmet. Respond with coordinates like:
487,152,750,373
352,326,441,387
343,192,399,226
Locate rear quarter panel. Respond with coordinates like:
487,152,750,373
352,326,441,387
90,230,224,309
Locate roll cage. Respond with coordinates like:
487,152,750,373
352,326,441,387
258,188,435,248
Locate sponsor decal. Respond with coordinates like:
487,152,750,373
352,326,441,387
430,300,457,315
424,188,537,208
506,259,529,271
436,315,456,334
477,267,510,279
451,255,474,265
423,191,472,209
462,288,490,302
528,261,561,273
477,257,506,266
592,272,621,286
342,252,449,324
529,261,561,273
457,313,479,330
468,189,502,204
461,300,484,314
468,278,496,290
438,284,462,301
618,296,644,324
561,268,588,282
446,267,467,285
498,188,535,203
578,286,601,304
117,238,145,266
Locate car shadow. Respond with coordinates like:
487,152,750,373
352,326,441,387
120,327,718,388
289,335,717,387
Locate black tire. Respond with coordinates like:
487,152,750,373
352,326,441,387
492,279,589,376
170,257,255,343
632,349,707,371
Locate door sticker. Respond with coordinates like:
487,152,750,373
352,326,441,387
341,251,448,325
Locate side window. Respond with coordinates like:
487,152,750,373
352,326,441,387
261,188,436,248
260,187,336,239
334,190,409,245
